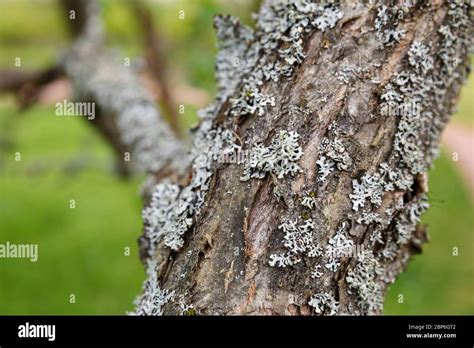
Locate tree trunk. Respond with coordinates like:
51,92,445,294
133,0,472,315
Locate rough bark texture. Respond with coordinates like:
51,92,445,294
127,0,472,315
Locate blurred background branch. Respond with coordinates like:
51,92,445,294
132,0,182,137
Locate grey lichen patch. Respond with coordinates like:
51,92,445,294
345,250,384,315
269,216,357,312
214,15,256,102
356,212,383,226
230,69,277,117
335,58,371,85
287,104,312,117
176,294,196,315
301,191,318,209
351,0,472,216
131,258,175,316
308,291,339,315
408,41,434,74
395,195,429,244
310,264,323,279
379,1,472,177
391,44,435,175
316,134,352,183
374,4,407,47
269,217,321,268
349,163,413,212
315,155,335,183
142,182,189,252
229,0,343,117
255,0,342,77
143,125,233,251
349,173,385,211
324,221,354,272
240,130,303,181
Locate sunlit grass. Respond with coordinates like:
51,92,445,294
0,105,145,314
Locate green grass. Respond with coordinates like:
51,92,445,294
0,105,145,314
0,44,61,69
0,0,67,68
0,0,67,45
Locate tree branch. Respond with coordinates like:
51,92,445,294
132,0,182,137
61,0,186,174
131,0,472,316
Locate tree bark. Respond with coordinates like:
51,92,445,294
129,0,472,315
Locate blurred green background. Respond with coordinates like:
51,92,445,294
0,0,472,315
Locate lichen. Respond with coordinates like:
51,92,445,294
214,15,256,102
374,4,406,46
316,155,335,183
310,264,323,279
350,0,471,223
343,0,472,315
142,182,188,251
356,212,383,226
379,0,472,178
177,294,195,315
395,196,429,244
345,251,384,315
349,161,417,213
317,135,352,183
324,221,354,272
240,130,304,181
301,191,318,209
131,258,175,316
349,173,385,211
143,125,234,251
64,43,183,174
308,291,339,315
269,217,320,268
335,59,369,85
229,0,343,117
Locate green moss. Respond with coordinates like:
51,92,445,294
300,211,311,220
183,308,197,316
